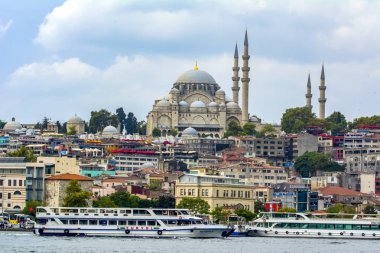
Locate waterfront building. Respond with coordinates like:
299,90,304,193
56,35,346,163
175,173,256,212
44,173,93,206
0,157,26,211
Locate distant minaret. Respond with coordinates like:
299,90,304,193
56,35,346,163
232,43,240,104
318,64,326,119
305,73,312,111
241,29,250,124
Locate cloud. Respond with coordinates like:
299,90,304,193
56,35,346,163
0,20,12,38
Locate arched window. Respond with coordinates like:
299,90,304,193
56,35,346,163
14,205,21,209
14,191,22,195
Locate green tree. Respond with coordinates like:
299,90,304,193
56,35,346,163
137,121,147,135
256,124,277,138
157,195,176,208
242,123,257,136
152,127,161,137
224,121,244,138
169,128,178,137
116,107,127,134
89,109,119,133
63,180,92,207
210,207,230,223
22,200,44,218
350,115,380,129
294,151,345,178
42,117,49,129
125,112,138,134
176,197,210,214
363,204,377,214
92,196,117,208
281,107,316,133
0,119,6,129
35,122,42,130
278,207,297,213
234,208,255,222
254,200,266,214
62,122,67,134
56,121,63,133
67,125,77,135
327,203,356,214
109,191,140,208
7,146,36,162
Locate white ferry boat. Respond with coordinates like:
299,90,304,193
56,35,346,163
247,212,380,239
33,207,234,238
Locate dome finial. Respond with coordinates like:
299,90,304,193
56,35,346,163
194,61,198,71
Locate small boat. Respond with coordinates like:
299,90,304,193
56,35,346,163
33,207,234,238
247,212,380,239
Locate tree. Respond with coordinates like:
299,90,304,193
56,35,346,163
137,121,147,135
42,117,49,129
63,180,92,207
294,151,345,178
242,123,257,136
62,122,67,134
125,112,138,134
363,204,377,214
156,195,176,208
35,122,42,130
0,119,6,129
176,197,210,214
224,121,244,138
109,191,140,208
152,127,161,137
93,196,117,208
89,109,119,133
281,107,316,133
256,124,277,138
67,125,77,135
116,107,127,134
350,115,380,129
169,129,178,137
56,121,63,133
254,200,266,214
234,208,255,221
210,207,230,223
327,203,356,214
278,207,297,213
7,146,36,162
22,200,44,218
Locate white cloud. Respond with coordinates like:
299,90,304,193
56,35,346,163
0,20,12,38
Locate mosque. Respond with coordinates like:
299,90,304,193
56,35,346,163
147,31,252,137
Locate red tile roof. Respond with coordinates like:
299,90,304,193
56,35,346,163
319,186,369,197
46,173,93,181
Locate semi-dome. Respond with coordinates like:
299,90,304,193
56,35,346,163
170,87,180,94
225,96,233,103
176,69,216,84
179,101,189,107
215,89,225,95
68,115,83,123
3,117,22,131
190,101,206,108
208,101,218,107
226,102,240,109
103,125,118,135
156,99,171,107
182,127,198,136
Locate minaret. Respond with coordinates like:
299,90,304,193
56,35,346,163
232,43,240,104
241,29,250,124
305,73,312,111
318,64,326,119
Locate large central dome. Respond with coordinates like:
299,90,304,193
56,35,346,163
176,69,216,84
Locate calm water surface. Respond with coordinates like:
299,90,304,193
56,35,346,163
0,231,378,253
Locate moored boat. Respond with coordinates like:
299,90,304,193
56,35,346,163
33,207,234,238
247,212,380,239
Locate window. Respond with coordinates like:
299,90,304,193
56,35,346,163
109,220,117,225
89,220,97,225
8,193,11,199
14,191,22,196
147,220,156,226
69,220,79,225
13,179,17,186
138,220,146,226
128,220,136,226
118,220,126,226
8,179,11,186
79,220,88,225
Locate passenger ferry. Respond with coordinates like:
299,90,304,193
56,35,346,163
247,212,380,239
33,207,234,238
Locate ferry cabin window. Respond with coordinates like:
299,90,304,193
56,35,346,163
128,220,137,226
69,220,79,225
167,220,177,225
178,220,191,225
109,220,117,226
118,220,127,226
181,211,189,215
79,220,88,225
138,221,146,226
100,220,107,226
147,221,156,226
133,210,149,215
61,219,68,225
89,220,97,225
37,218,47,225
153,210,163,215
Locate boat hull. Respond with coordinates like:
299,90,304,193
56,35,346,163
247,228,380,239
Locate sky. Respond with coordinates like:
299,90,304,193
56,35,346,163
0,0,379,125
